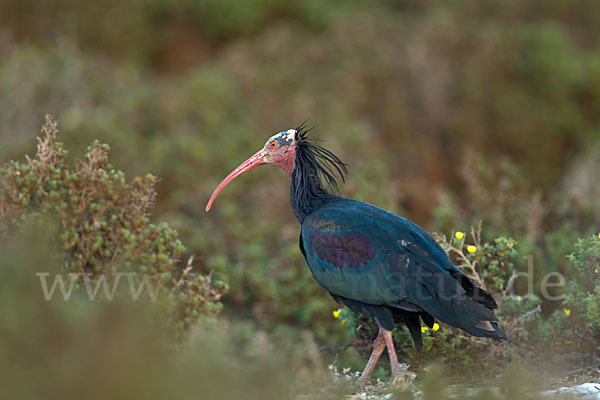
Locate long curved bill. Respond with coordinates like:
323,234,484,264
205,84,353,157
205,149,266,212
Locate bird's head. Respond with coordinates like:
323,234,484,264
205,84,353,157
261,129,299,171
205,129,299,211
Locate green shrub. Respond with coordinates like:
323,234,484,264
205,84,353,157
0,115,227,336
519,234,600,352
564,234,600,328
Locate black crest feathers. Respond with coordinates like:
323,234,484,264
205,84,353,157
290,122,348,221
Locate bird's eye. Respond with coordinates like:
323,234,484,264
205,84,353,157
269,141,278,149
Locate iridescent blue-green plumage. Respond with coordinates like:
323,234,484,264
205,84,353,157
292,126,507,351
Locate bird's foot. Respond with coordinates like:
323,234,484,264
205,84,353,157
356,376,369,388
389,363,417,386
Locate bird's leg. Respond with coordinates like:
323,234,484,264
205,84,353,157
381,327,402,378
379,324,416,384
357,327,386,386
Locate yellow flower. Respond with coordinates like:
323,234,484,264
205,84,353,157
332,309,341,319
341,319,347,326
564,309,571,317
467,245,477,254
422,323,440,333
455,231,464,240
508,242,514,249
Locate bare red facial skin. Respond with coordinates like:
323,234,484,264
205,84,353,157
266,141,296,178
205,139,296,212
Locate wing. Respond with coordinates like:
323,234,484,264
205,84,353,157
301,197,502,337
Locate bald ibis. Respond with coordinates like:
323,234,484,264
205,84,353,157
206,124,507,384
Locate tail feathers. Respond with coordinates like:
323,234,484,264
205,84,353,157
400,312,507,352
414,278,510,339
448,268,498,309
463,320,509,340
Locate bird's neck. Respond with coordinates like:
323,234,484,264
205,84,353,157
289,149,333,223
282,157,296,179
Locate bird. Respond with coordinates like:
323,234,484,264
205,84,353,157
206,124,507,385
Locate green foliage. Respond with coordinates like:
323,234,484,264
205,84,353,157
478,237,519,293
0,116,227,336
522,235,600,350
564,234,600,327
433,149,598,289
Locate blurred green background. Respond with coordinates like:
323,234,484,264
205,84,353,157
1,0,600,397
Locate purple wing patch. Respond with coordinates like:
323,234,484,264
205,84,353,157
308,230,375,269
